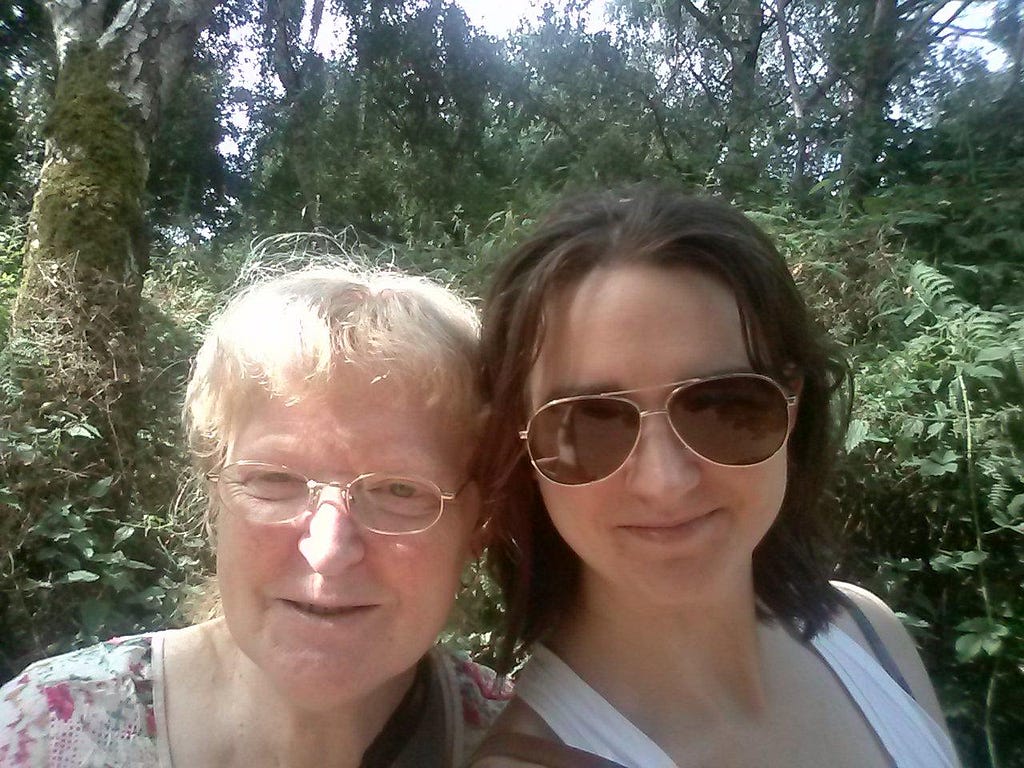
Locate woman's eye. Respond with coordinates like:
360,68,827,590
387,482,418,498
255,471,295,484
237,470,306,499
574,400,628,422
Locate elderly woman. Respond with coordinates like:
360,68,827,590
470,187,959,767
0,265,508,767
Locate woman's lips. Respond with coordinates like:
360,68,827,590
283,599,377,617
620,508,720,540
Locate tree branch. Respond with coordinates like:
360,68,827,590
46,0,109,63
776,0,803,120
308,0,326,46
1007,15,1024,97
642,90,688,175
890,0,972,80
263,0,302,96
675,0,737,52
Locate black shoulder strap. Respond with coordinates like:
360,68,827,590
360,655,433,768
470,732,630,768
838,592,915,699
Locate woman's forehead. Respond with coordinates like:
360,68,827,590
228,371,469,446
527,264,747,405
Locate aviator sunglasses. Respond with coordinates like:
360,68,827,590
520,373,798,486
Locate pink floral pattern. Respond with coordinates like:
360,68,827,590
0,634,160,767
0,633,509,767
439,651,513,743
450,656,512,730
41,685,74,723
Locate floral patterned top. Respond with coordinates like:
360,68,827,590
0,632,510,767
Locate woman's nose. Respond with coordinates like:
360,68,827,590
297,488,366,574
623,412,701,497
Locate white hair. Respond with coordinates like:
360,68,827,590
183,263,482,474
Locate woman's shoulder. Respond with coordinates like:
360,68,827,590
828,581,950,728
429,648,512,765
830,581,921,663
0,632,162,767
1,632,158,706
14,632,155,681
432,647,513,724
464,695,568,768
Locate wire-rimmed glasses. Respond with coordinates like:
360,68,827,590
206,460,464,535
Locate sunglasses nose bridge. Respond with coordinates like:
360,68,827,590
636,406,670,421
635,406,672,439
618,405,706,498
634,406,695,459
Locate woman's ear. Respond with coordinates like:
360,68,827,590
782,364,804,398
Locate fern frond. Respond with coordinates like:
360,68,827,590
909,262,970,319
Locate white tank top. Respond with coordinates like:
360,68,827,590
514,627,959,768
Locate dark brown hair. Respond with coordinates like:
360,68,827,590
477,186,851,672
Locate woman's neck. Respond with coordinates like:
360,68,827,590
166,619,415,768
547,568,770,728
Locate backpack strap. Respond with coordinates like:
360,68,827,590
837,592,915,699
359,655,433,767
470,731,630,768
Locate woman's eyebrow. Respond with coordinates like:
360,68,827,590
540,368,761,402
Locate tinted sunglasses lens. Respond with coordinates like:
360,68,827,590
527,397,639,484
668,376,790,465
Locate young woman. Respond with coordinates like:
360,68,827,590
470,188,959,768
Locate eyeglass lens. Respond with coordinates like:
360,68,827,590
216,463,443,533
526,375,791,485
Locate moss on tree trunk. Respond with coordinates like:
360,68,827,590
9,41,147,517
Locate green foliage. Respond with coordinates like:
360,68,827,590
442,559,506,667
248,1,510,242
0,0,52,211
0,217,23,341
0,400,204,670
876,89,1024,312
0,371,187,678
0,242,227,682
782,203,1023,766
147,50,235,235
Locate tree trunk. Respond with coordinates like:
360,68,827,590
840,0,899,201
775,0,812,199
3,1,217,611
10,0,217,497
13,34,155,482
263,0,327,227
1006,0,1024,97
718,39,762,194
10,41,147,504
673,0,768,195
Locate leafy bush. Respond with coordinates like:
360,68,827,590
0,244,223,681
0,217,24,343
769,198,1023,768
0,369,206,678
